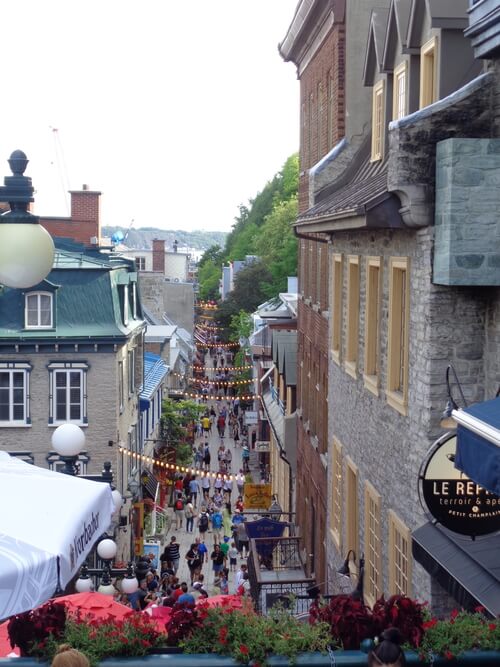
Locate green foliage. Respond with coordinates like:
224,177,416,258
419,609,500,659
160,399,203,466
197,153,298,303
229,310,252,342
217,260,273,331
180,601,332,665
41,615,162,667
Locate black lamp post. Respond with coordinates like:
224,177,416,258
0,150,55,289
51,423,86,475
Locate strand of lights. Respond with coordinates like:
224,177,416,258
184,392,258,401
195,342,240,349
195,323,223,331
118,446,236,481
193,365,252,372
191,377,254,386
196,302,218,310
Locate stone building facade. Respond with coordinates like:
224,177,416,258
0,243,145,502
287,0,500,611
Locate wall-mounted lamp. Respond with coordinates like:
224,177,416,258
440,364,468,430
337,549,356,577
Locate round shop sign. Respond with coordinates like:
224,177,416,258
419,433,500,537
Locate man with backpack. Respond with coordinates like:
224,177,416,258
198,509,210,539
174,493,184,530
211,508,223,545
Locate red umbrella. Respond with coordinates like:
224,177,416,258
49,592,134,621
0,620,19,658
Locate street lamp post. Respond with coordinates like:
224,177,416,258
0,150,55,288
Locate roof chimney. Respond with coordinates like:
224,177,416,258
152,239,165,273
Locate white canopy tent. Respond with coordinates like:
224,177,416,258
0,452,115,620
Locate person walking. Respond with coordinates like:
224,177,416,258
163,536,181,574
198,508,210,539
210,544,225,584
203,443,211,471
211,507,223,545
185,497,195,533
189,476,200,508
185,542,202,585
174,493,185,530
222,502,233,540
236,470,245,497
201,472,211,500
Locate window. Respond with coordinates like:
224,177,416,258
327,69,334,149
123,285,129,326
364,482,382,607
317,82,324,162
119,361,124,413
387,258,410,415
388,510,412,596
393,62,407,120
0,363,31,426
345,457,359,561
25,292,53,329
420,37,438,109
345,256,360,378
48,363,88,425
364,257,382,395
330,438,343,550
371,80,385,161
128,348,136,396
308,92,314,166
331,254,343,363
135,257,146,271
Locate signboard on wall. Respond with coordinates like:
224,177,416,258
245,411,258,425
244,483,272,509
419,433,500,537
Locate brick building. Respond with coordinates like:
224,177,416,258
41,185,101,246
279,0,375,584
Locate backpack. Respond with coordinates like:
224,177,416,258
212,512,223,529
175,498,184,511
185,505,194,518
199,513,209,531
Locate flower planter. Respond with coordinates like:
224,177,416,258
3,651,500,666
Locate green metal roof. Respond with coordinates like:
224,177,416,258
0,247,144,340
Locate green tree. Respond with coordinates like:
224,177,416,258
217,260,272,331
160,398,204,466
229,309,252,342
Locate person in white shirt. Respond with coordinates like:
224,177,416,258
234,563,248,593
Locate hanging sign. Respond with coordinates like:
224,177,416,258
419,433,500,537
244,483,272,509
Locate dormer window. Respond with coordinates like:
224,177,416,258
419,37,438,109
393,62,408,120
25,292,53,329
371,80,385,161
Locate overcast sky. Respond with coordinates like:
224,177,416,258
0,1,299,233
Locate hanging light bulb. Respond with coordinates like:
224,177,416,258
97,567,115,596
111,488,123,514
120,562,139,595
97,537,117,561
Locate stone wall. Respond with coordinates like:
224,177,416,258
325,225,492,608
434,138,500,285
138,275,194,335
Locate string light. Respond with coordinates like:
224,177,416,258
195,323,223,331
191,377,254,386
184,392,258,401
118,446,235,480
195,341,239,348
192,365,252,372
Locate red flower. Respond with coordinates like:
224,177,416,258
475,605,486,614
489,623,497,631
423,619,438,629
239,644,249,655
445,650,454,660
450,609,459,619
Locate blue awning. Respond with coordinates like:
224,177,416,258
454,397,500,495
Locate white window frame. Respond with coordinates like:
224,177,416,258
135,257,146,271
393,61,408,120
25,291,53,329
123,285,129,326
0,363,31,426
371,80,385,161
48,362,88,426
419,36,438,109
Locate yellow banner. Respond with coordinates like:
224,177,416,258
244,483,272,509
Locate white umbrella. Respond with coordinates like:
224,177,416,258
0,452,114,620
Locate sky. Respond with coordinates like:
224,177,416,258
0,1,299,234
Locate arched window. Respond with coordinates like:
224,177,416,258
25,291,53,329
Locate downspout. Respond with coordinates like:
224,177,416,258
293,226,329,244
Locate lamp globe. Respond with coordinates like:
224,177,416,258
97,538,117,561
51,423,86,457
